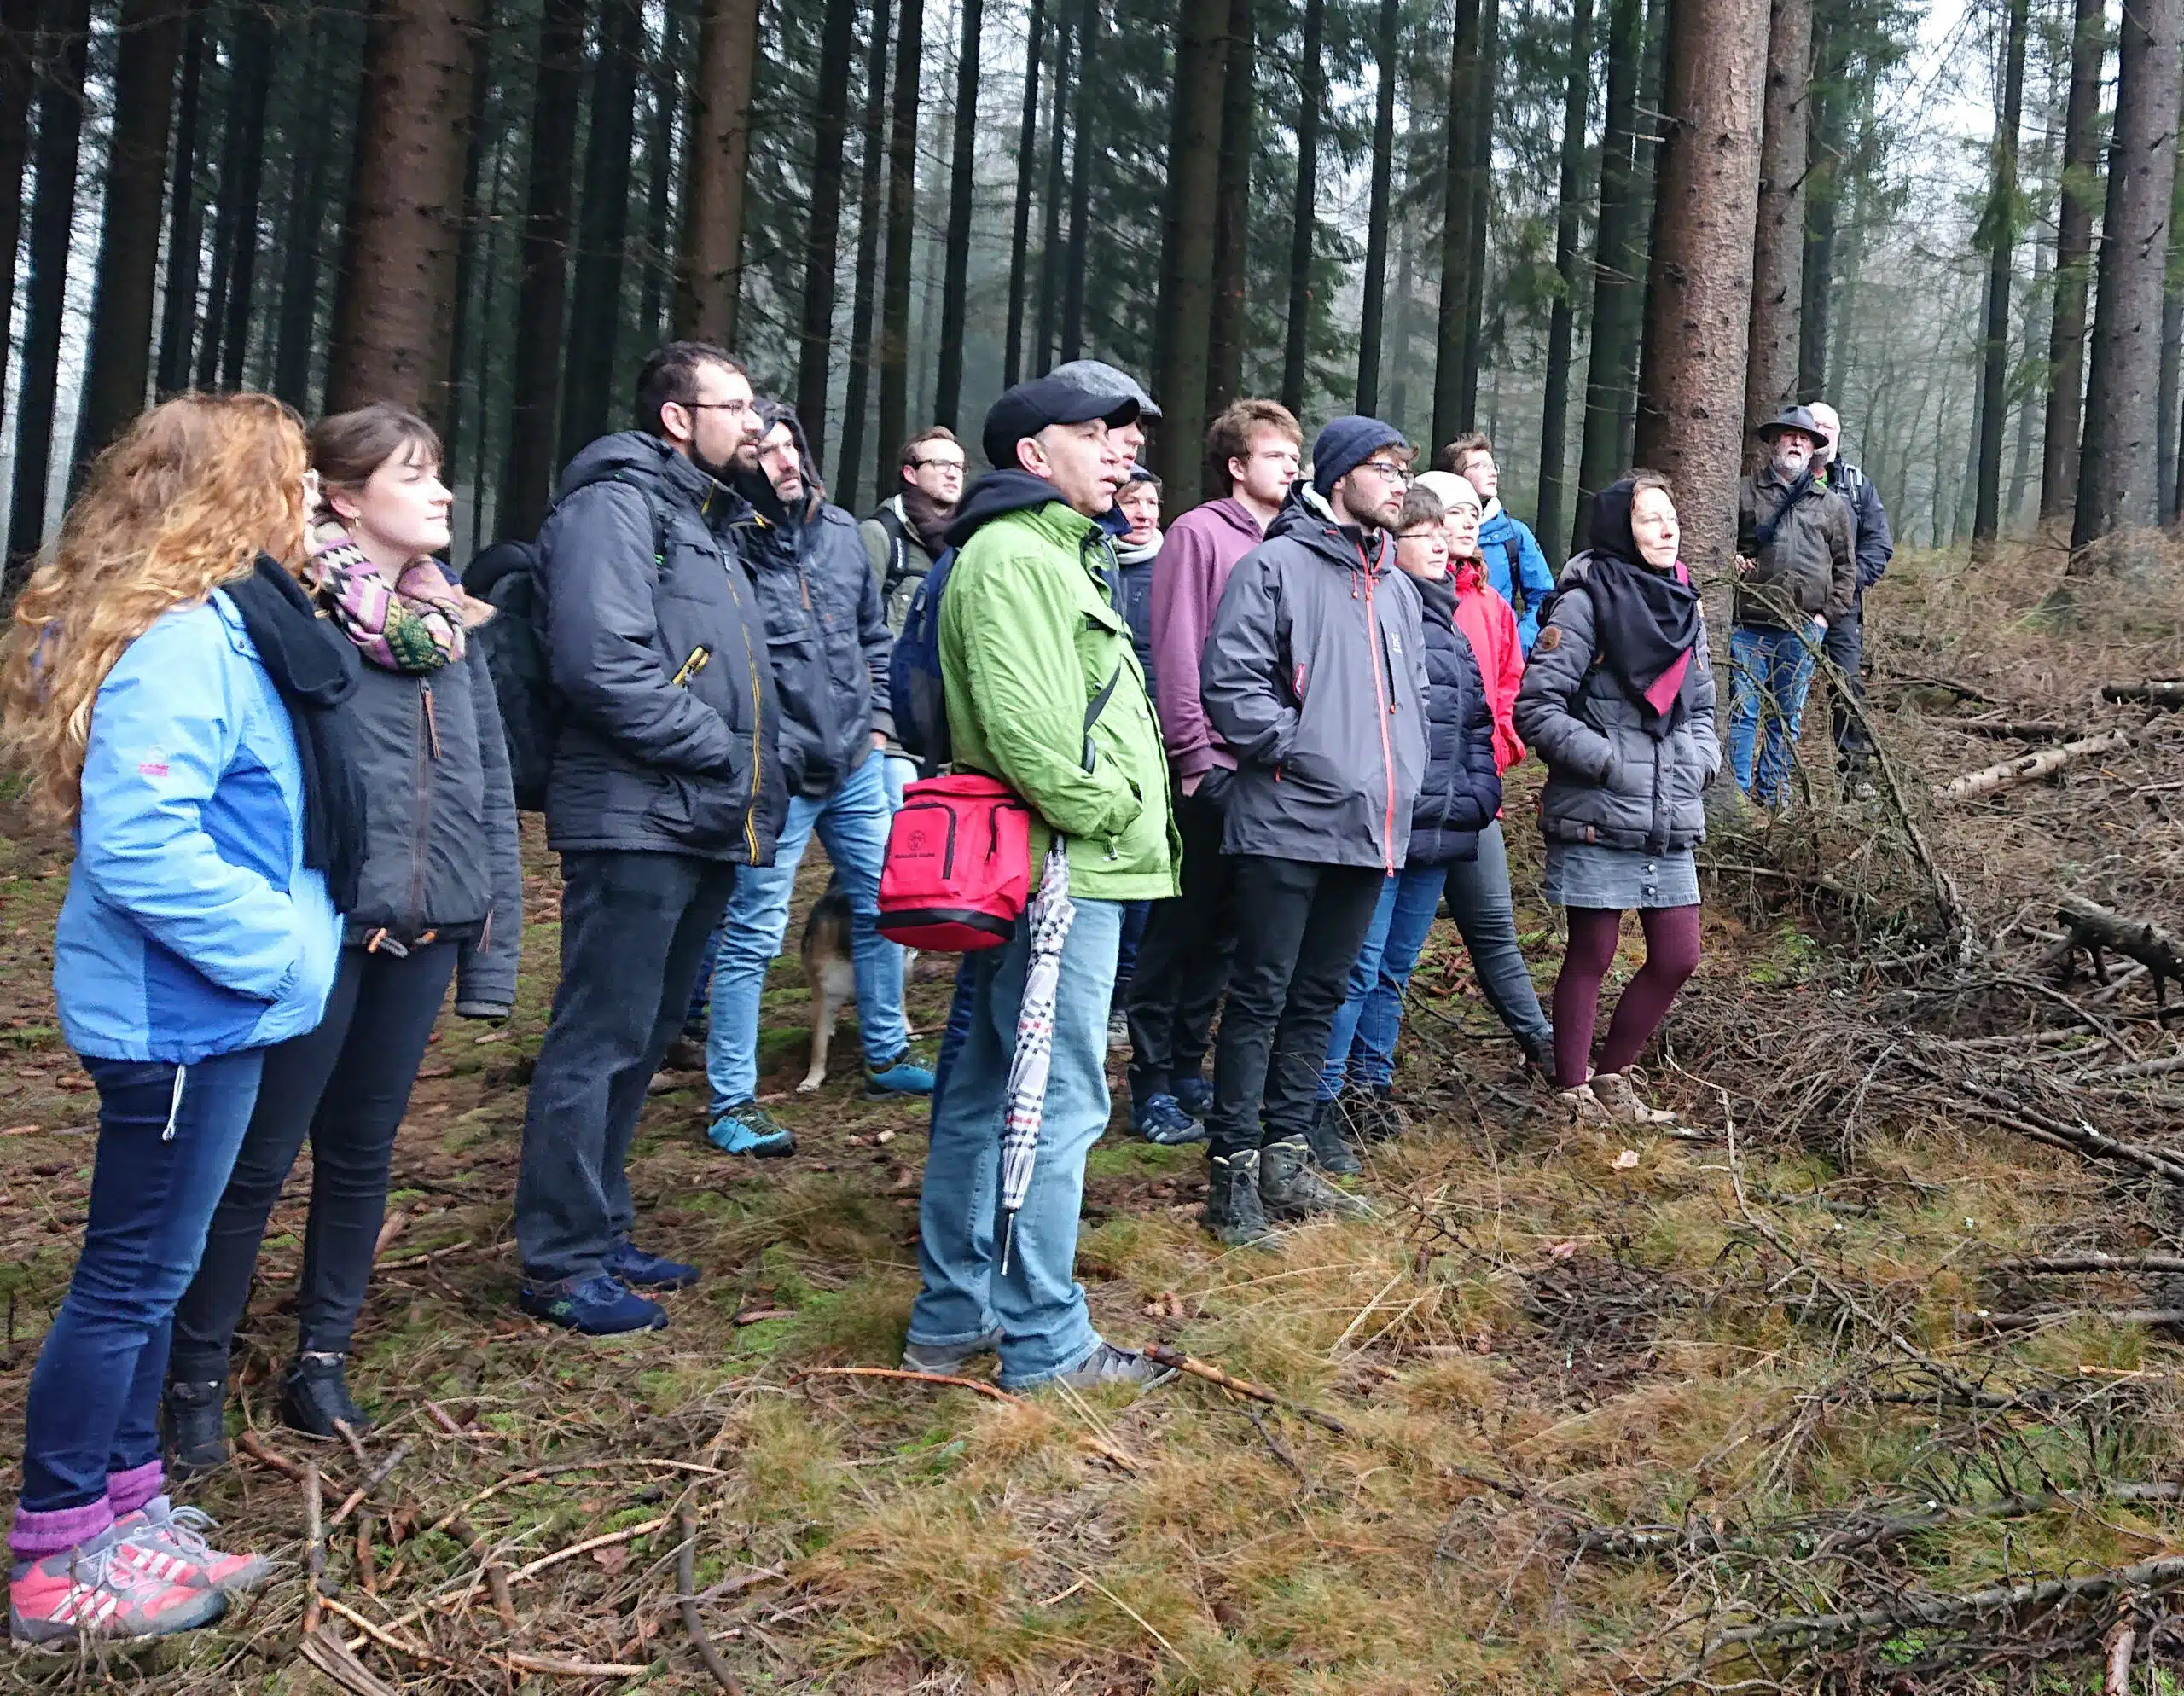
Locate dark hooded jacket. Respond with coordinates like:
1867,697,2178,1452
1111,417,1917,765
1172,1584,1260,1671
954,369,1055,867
1201,485,1429,873
536,431,786,863
735,405,894,799
1404,570,1502,866
1734,464,1856,630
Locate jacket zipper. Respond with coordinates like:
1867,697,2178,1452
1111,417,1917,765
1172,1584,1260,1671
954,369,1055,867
720,533,765,861
1359,544,1399,875
409,678,436,933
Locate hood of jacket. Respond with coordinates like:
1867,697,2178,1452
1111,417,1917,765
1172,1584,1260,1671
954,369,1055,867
731,402,828,531
947,468,1075,550
559,430,751,526
1266,483,1397,578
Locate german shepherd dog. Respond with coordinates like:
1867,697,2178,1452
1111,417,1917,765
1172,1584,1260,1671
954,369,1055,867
798,874,915,1092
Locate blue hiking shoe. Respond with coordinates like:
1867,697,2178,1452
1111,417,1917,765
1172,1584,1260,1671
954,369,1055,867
707,1102,798,1157
517,1275,668,1335
865,1051,936,1099
1131,1091,1205,1146
607,1239,702,1291
1175,1074,1214,1121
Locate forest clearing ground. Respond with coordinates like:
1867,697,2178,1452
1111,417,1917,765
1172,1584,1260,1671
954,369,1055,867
0,541,2181,1692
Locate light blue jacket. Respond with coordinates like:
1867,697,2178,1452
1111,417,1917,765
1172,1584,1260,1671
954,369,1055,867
1477,502,1558,654
55,590,341,1064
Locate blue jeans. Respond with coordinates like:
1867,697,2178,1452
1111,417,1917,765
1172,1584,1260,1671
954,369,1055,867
908,897,1123,1390
1319,863,1445,1098
707,755,907,1109
1728,622,1819,806
18,1049,266,1523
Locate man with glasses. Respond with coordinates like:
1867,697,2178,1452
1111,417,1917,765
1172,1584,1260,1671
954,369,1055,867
1195,415,1429,1247
863,427,966,810
514,341,787,1334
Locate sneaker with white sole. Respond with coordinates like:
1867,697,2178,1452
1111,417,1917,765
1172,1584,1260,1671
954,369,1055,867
9,1528,226,1649
1595,1070,1676,1126
1053,1341,1177,1392
901,1327,1003,1374
1559,1083,1615,1126
113,1496,273,1593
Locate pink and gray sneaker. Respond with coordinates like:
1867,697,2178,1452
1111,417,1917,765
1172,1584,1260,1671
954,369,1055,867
9,1527,226,1649
113,1496,273,1593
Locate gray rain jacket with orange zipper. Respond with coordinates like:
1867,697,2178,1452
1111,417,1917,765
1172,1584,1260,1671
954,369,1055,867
1200,484,1429,872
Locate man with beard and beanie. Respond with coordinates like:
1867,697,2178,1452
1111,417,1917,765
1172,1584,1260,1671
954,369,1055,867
514,341,786,1335
902,375,1178,1393
863,426,967,806
1729,405,1854,810
1197,415,1428,1249
1805,401,1894,799
706,402,932,1156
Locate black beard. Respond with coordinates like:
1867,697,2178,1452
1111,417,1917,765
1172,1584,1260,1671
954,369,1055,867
690,445,741,486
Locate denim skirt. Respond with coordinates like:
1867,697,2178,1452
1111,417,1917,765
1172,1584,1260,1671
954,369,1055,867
1544,840,1700,910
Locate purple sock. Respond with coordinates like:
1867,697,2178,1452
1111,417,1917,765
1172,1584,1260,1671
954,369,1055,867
9,1499,113,1565
107,1461,164,1519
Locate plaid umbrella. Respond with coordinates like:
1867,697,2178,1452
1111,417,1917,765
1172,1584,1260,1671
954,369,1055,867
997,842,1077,1276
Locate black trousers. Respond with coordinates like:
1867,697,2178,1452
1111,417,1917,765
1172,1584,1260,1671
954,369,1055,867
1206,856,1385,1164
1125,787,1237,1099
1822,596,1870,769
169,941,458,1379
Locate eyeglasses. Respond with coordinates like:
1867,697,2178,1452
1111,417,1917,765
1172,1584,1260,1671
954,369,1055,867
910,457,966,473
1359,461,1411,483
686,399,758,417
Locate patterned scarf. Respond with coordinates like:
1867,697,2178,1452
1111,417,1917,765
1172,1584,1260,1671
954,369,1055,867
305,518,477,673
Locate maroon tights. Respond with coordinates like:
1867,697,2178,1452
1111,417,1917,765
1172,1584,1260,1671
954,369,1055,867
1552,905,1703,1089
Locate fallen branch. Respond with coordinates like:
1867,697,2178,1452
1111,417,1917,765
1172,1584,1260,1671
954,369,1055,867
502,1514,669,1585
1141,1345,1349,1433
1973,1307,2184,1332
328,1440,412,1530
1955,718,2082,741
2100,680,2184,709
300,1621,403,1696
304,1461,325,1635
1936,729,2135,804
2074,1054,2184,1083
1990,1253,2184,1276
420,1456,729,1540
2056,894,2184,989
788,1366,1141,1471
237,1428,306,1481
677,1507,747,1696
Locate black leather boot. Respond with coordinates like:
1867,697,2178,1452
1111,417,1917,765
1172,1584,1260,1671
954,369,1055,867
279,1353,373,1440
1259,1137,1374,1222
1201,1151,1276,1250
161,1378,230,1478
1304,1098,1364,1173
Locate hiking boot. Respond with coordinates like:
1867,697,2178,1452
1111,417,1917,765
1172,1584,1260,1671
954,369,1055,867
866,1050,936,1098
1175,1073,1214,1121
1304,1099,1363,1175
707,1101,797,1156
607,1238,701,1291
901,1327,1003,1374
9,1529,225,1649
1595,1069,1676,1127
1131,1091,1205,1147
160,1379,229,1480
1053,1341,1177,1392
113,1497,272,1594
1559,1083,1615,1126
279,1353,371,1442
1258,1137,1374,1222
1202,1150,1276,1250
518,1274,668,1335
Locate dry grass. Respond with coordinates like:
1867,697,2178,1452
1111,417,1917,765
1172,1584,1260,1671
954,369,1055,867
0,540,2181,1691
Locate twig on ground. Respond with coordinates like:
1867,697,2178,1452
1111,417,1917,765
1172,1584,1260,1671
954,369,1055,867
237,1428,305,1481
303,1461,325,1635
1141,1345,1348,1432
1990,1253,2184,1275
677,1506,748,1695
328,1440,412,1530
787,1365,1141,1471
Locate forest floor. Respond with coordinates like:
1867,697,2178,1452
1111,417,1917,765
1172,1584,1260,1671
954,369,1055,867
1,541,2182,1694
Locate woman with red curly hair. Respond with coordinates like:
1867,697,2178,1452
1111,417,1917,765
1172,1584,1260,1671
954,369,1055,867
0,393,357,1646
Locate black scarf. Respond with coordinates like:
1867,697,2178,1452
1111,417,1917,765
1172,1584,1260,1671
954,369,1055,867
1753,463,1814,550
898,484,955,556
1583,481,1701,740
222,554,368,913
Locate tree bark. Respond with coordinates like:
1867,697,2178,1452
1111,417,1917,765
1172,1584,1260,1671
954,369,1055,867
932,0,983,425
1386,216,1414,429
441,9,494,483
2073,0,2181,549
1279,0,1327,416
1002,0,1043,388
272,6,340,409
1205,0,1253,412
0,0,39,438
1356,0,1398,415
2042,0,2107,525
1150,0,1230,508
2164,212,2184,523
73,0,187,480
1744,0,1809,431
214,5,274,392
1034,7,1072,368
1622,0,1665,467
1632,0,1768,579
839,0,892,505
1059,0,1097,361
679,0,759,345
1795,0,1840,400
501,0,587,539
1573,0,1641,551
1972,0,2029,547
1536,0,1592,564
154,0,206,398
325,0,482,423
1459,0,1498,420
799,0,862,455
875,0,924,481
560,0,643,464
636,0,684,348
5,0,91,582
1432,0,1483,451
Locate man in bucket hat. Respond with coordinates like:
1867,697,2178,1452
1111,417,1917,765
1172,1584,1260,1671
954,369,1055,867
1728,405,1855,809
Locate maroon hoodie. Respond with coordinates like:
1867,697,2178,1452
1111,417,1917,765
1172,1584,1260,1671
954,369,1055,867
1149,497,1267,779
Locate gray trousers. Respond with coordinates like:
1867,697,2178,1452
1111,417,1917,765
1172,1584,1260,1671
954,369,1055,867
1822,597,1870,770
1440,818,1554,1054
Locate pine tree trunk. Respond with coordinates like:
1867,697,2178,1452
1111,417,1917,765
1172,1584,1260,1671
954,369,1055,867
932,0,983,424
1059,0,1096,360
5,0,91,581
1972,0,2028,547
73,0,186,480
1572,0,1641,551
1632,0,1767,578
1432,0,1483,450
799,0,862,456
1795,0,1840,399
1622,0,1665,467
840,0,891,505
473,124,514,549
0,0,38,438
1744,0,1809,430
272,7,340,409
875,0,924,479
2042,0,2106,525
194,9,237,393
2009,224,2048,524
154,1,206,397
325,0,482,422
2162,227,2183,523
1205,0,1253,412
560,0,643,464
636,0,684,348
1150,0,1230,508
1355,0,1398,415
1535,0,1591,564
501,0,587,538
1034,9,1072,368
680,0,760,343
1002,0,1043,387
2073,0,2180,549
1279,0,1326,415
1459,0,1498,418
1386,219,1414,433
215,6,274,392
442,11,495,481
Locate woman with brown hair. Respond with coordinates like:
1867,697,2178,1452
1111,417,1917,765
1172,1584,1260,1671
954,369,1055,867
164,404,520,1470
1,394,354,1645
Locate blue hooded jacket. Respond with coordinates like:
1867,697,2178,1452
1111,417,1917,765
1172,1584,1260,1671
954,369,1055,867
55,590,342,1064
1476,502,1558,653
